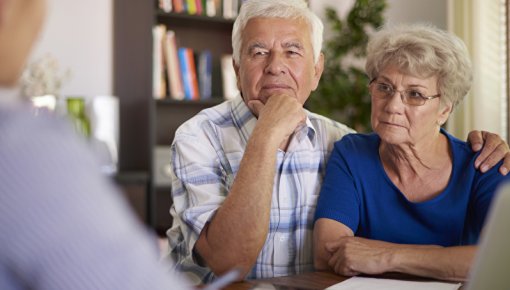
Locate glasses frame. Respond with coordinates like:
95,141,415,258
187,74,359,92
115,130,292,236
368,78,441,106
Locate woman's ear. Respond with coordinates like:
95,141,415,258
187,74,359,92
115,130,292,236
438,100,453,126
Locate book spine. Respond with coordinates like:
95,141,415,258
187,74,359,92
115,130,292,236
165,30,185,100
172,0,184,13
186,0,197,15
223,0,232,19
186,48,200,100
206,0,216,17
195,0,203,15
198,50,212,99
152,25,167,99
178,48,192,99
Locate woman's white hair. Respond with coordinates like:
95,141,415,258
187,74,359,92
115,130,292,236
232,0,323,65
365,23,473,110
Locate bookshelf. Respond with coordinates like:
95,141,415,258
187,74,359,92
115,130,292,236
114,0,234,234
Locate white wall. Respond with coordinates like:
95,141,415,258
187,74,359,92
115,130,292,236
385,0,447,29
30,0,113,98
310,0,447,32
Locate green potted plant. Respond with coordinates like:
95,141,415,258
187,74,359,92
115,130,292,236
307,0,386,132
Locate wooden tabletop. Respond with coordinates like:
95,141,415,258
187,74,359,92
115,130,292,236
222,271,348,290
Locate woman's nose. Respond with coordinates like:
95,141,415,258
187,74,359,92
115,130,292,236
385,90,406,112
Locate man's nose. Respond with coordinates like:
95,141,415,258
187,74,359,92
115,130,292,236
264,53,286,75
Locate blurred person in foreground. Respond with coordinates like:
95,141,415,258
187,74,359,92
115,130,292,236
167,0,510,284
0,0,191,289
314,23,510,282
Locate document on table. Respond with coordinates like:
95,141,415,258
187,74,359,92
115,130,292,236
326,276,462,290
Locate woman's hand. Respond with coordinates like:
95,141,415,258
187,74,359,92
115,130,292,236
326,237,474,281
326,237,395,276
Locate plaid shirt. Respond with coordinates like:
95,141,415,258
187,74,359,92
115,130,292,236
167,95,354,284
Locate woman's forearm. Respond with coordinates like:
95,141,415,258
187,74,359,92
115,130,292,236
388,245,477,282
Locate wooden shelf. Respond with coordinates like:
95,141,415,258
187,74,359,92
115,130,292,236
156,11,235,25
114,0,234,230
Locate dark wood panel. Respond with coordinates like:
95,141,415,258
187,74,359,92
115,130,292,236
155,100,223,145
114,0,235,230
113,0,154,172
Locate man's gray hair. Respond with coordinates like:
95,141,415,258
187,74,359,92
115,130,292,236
232,0,323,65
365,23,473,109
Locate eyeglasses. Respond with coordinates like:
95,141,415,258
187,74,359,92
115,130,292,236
369,79,441,106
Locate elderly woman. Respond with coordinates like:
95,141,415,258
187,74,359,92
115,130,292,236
313,23,510,282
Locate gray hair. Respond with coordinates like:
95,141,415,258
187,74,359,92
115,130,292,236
365,23,472,109
232,0,323,65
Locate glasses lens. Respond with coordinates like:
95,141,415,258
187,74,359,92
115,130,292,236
403,91,425,106
373,83,391,97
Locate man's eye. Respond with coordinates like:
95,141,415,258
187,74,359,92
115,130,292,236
253,51,268,56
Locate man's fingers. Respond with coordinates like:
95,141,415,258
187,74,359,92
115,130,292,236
477,142,507,173
473,131,498,169
499,153,510,176
468,130,483,152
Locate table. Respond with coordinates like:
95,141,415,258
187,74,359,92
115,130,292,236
222,271,348,290
220,271,465,290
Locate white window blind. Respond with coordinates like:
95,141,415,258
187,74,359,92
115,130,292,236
447,0,507,140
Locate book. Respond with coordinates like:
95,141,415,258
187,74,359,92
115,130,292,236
231,0,239,18
159,0,172,12
223,0,240,19
172,0,184,13
152,25,167,99
221,54,239,100
198,50,212,99
223,0,234,19
195,0,203,15
178,47,200,100
205,0,216,17
164,30,185,100
186,0,197,15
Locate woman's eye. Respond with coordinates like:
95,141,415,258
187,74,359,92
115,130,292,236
377,83,393,93
408,90,424,99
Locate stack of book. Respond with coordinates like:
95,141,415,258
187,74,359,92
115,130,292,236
152,24,238,101
158,0,247,19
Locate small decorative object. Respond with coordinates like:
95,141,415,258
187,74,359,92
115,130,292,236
20,53,72,112
66,97,91,138
89,95,120,175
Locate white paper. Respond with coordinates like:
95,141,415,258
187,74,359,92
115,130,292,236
326,276,462,290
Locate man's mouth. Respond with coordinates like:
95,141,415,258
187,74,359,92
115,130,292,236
262,84,292,90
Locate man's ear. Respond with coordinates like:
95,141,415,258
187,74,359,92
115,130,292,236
233,58,241,91
311,52,324,91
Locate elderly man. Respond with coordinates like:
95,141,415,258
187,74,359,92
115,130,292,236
167,0,510,284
